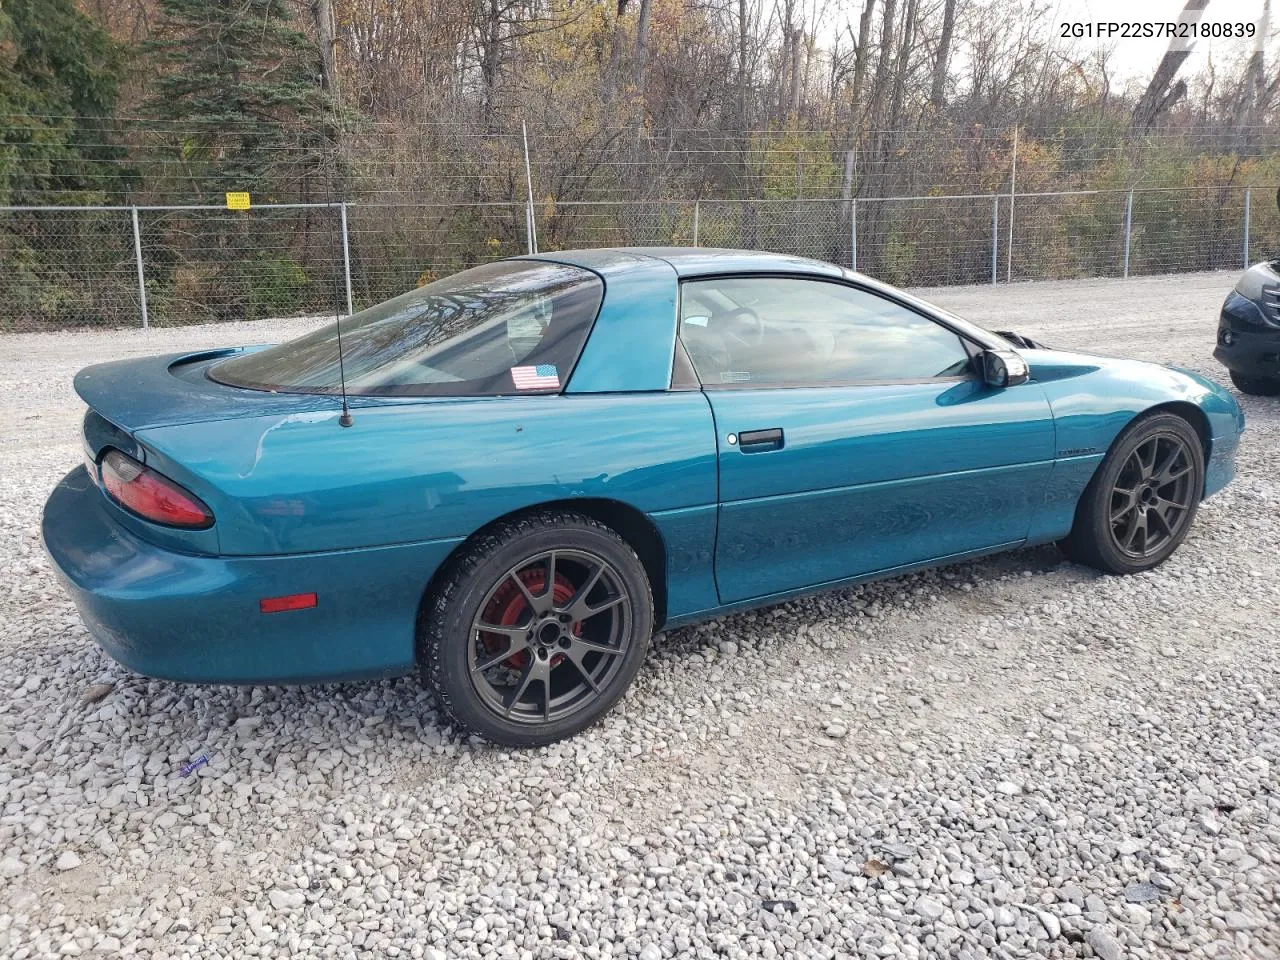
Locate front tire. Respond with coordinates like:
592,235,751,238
1229,371,1280,396
420,510,653,747
1060,412,1204,575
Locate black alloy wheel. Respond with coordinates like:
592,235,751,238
1107,433,1196,560
421,511,653,746
1061,411,1205,575
468,549,631,726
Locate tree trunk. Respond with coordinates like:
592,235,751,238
1132,0,1209,129
869,0,898,126
888,0,918,129
608,0,628,90
862,0,902,275
1233,0,1270,130
738,0,753,196
789,28,804,118
841,147,856,264
481,0,503,129
738,0,750,123
929,0,956,109
776,0,796,118
313,0,340,103
634,0,652,94
850,0,877,114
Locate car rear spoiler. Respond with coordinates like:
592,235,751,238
73,348,334,433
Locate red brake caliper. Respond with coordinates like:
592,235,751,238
480,569,580,670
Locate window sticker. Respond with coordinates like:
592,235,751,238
719,371,751,383
511,364,560,390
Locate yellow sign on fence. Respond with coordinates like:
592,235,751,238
225,192,251,210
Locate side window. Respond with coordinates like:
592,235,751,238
678,276,973,386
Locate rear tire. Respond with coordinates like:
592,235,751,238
420,510,653,747
1060,412,1204,575
1229,371,1280,396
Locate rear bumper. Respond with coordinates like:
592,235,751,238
42,467,459,684
1214,291,1280,376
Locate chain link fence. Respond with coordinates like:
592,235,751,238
135,205,343,325
0,187,1272,332
0,202,526,330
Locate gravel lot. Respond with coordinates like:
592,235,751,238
1,270,1277,960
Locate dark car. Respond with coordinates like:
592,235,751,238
1215,192,1280,396
1216,260,1280,395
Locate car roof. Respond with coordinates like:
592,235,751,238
519,246,1003,354
524,247,845,279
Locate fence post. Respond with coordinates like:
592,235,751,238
991,195,999,285
1006,127,1018,283
1123,190,1134,279
851,199,858,272
339,202,354,315
130,206,149,329
521,120,538,255
693,200,700,247
1244,187,1251,267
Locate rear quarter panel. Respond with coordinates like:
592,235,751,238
135,394,719,619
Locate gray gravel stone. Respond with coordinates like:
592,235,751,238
1124,882,1160,903
0,856,26,877
914,897,946,921
1224,912,1260,932
1034,909,1062,940
1088,927,1124,960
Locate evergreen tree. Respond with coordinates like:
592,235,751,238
142,0,336,202
0,0,123,203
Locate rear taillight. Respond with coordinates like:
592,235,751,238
99,449,214,529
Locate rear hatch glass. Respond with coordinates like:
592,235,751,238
209,260,603,397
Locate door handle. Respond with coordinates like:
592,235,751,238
737,427,784,451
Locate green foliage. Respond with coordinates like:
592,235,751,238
246,255,310,318
0,0,123,204
0,208,137,329
132,0,339,322
0,0,128,329
749,130,843,200
142,0,336,200
877,232,917,287
3,242,72,329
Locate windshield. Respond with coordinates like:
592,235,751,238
210,260,604,396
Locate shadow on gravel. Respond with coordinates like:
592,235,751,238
35,541,1093,764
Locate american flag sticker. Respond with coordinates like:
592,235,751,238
510,364,560,390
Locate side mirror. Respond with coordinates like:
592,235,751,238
982,348,1030,388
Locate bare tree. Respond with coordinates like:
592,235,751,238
929,0,957,108
1132,0,1211,129
847,0,878,122
313,0,340,103
1234,0,1274,130
635,0,653,93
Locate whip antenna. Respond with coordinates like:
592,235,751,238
328,142,354,427
334,285,353,428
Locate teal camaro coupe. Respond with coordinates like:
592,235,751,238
43,248,1244,745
